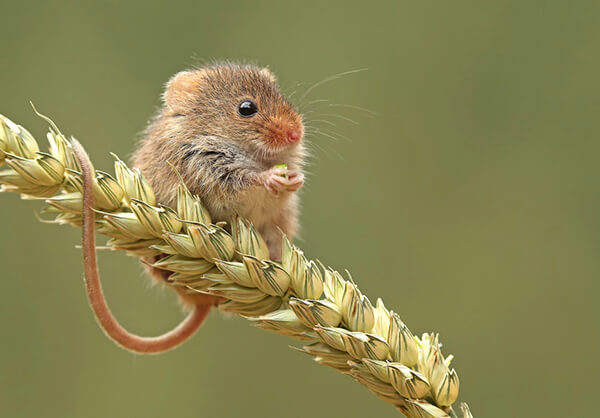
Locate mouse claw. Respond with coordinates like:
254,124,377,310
262,168,304,195
284,170,304,192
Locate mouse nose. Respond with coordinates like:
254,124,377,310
286,128,301,143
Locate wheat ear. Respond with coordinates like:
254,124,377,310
0,112,472,418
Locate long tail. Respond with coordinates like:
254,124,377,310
71,138,210,354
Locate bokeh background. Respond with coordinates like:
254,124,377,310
1,1,599,417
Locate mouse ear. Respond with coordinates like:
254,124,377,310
163,71,202,114
259,68,277,84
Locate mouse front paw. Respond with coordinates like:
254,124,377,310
262,167,304,195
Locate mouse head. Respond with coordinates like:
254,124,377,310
164,64,303,156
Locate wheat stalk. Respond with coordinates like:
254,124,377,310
0,111,473,418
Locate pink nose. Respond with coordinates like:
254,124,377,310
287,129,301,143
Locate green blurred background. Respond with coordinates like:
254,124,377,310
1,1,599,417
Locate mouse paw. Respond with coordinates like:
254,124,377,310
262,167,304,195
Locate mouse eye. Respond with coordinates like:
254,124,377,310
238,100,258,117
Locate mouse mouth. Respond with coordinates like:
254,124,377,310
255,132,303,160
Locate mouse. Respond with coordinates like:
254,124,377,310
73,63,306,354
132,63,305,259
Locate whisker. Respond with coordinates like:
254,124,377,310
303,136,333,159
310,130,341,142
317,113,360,126
306,124,354,144
328,103,376,116
286,89,298,101
319,128,352,143
306,98,330,107
297,100,330,114
297,68,368,104
303,126,327,134
316,142,345,161
306,119,337,128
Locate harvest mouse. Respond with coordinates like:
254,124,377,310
71,63,306,353
132,63,305,260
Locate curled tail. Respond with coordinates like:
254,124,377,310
71,138,210,354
